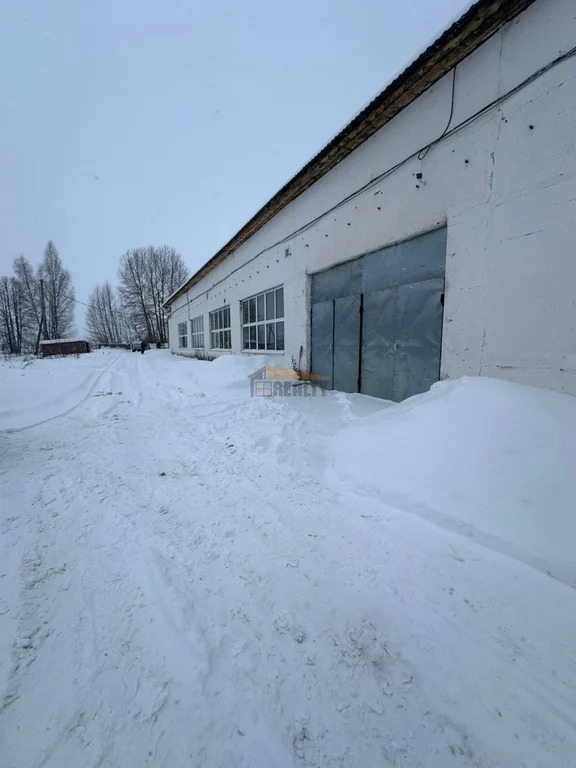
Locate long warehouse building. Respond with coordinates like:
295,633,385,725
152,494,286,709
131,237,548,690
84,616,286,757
164,0,576,401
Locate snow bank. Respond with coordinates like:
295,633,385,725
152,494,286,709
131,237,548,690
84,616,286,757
142,351,280,402
331,376,576,585
195,353,271,391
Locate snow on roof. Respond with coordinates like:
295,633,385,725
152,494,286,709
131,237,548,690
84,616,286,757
39,338,88,346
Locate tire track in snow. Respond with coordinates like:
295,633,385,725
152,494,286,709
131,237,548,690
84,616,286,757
0,356,165,766
1,355,121,434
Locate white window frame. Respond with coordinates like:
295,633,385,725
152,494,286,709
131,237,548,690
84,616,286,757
209,306,231,350
190,315,205,349
241,286,284,352
178,321,188,348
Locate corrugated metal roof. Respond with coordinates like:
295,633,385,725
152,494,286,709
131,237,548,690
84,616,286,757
165,0,536,308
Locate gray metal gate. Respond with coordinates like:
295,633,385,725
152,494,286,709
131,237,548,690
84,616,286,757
310,227,446,401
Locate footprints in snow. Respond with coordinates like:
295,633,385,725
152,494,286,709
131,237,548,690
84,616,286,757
0,551,67,714
274,612,307,645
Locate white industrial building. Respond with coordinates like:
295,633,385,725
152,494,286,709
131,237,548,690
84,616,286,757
164,0,576,401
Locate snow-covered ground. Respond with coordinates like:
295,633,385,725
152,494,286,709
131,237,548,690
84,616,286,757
1,349,575,767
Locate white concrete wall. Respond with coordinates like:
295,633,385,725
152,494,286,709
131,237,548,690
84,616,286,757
168,0,576,395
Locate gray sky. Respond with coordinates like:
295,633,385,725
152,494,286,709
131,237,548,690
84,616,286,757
1,0,469,332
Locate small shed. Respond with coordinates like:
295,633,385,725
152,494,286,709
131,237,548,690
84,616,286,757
39,339,91,357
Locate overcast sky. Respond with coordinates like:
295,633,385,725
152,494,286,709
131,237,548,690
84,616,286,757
1,0,469,332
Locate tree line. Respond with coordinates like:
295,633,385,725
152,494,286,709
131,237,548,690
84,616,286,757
0,241,75,354
86,246,188,346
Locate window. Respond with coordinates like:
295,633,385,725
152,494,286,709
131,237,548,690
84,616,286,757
209,306,231,349
190,315,204,348
178,321,188,348
241,286,284,351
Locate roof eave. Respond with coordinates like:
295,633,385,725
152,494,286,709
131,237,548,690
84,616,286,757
164,0,536,308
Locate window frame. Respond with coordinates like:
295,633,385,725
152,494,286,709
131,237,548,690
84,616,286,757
241,286,284,352
209,306,232,350
190,315,205,349
177,321,188,349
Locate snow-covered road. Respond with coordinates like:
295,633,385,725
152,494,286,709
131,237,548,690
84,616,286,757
1,350,575,767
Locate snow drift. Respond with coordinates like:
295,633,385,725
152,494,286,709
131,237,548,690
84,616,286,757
192,353,272,393
331,376,576,586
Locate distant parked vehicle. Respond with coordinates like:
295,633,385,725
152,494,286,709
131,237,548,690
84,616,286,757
130,341,141,352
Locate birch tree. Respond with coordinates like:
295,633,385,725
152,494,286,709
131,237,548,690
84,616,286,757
0,276,24,353
13,255,41,349
38,241,75,339
86,282,128,344
118,246,187,343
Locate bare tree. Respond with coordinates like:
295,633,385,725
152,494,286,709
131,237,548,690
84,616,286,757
118,246,187,343
38,241,75,339
0,276,24,353
86,282,128,345
118,248,153,341
13,255,41,350
86,284,108,344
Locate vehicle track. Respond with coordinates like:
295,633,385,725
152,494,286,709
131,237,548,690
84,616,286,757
2,355,121,434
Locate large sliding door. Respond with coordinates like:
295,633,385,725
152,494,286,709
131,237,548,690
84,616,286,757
360,288,397,400
311,300,334,390
310,227,446,402
333,295,361,394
